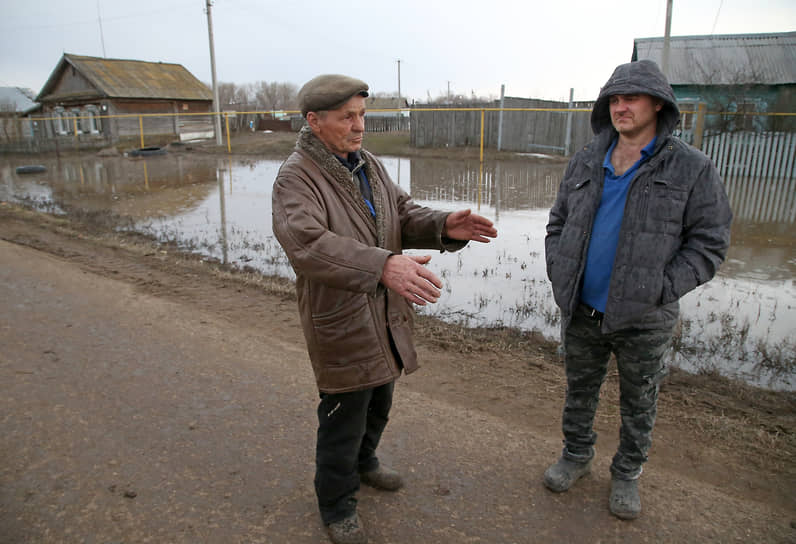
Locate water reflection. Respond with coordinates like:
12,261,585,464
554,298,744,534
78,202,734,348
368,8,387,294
1,155,218,218
407,158,562,215
1,154,794,390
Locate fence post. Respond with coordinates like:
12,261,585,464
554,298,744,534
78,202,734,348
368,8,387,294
478,109,485,210
564,88,574,156
693,102,707,150
73,117,79,152
139,115,145,148
225,112,232,153
497,84,505,151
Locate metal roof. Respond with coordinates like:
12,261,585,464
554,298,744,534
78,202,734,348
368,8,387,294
632,32,796,86
37,54,213,102
0,87,38,113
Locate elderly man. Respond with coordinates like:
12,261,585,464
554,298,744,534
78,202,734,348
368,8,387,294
272,74,496,544
544,60,732,519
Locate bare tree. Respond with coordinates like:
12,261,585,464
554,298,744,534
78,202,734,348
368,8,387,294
253,81,298,113
422,89,495,106
689,55,770,133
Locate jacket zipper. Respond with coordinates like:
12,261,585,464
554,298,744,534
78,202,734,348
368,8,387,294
603,145,668,327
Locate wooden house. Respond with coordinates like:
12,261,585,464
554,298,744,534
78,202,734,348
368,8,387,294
35,53,214,143
632,32,796,132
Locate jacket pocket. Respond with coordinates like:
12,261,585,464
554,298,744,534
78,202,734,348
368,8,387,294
312,295,382,365
567,177,592,209
649,179,688,234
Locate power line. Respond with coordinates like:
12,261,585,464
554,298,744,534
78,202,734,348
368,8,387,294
711,0,724,34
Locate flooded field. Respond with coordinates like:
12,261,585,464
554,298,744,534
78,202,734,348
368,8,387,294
2,153,794,390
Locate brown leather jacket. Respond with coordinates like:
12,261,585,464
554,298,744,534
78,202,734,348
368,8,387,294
272,127,465,393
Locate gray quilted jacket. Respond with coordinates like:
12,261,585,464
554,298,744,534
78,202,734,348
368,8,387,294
545,60,733,333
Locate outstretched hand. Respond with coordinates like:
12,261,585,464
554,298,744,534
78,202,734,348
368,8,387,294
381,254,442,305
444,209,497,243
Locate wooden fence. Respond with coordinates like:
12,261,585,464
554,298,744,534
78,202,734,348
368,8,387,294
365,115,410,133
410,101,593,155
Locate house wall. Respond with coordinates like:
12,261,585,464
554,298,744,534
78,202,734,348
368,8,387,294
105,99,214,142
33,99,213,144
109,100,180,139
674,84,796,132
50,65,101,99
37,103,106,141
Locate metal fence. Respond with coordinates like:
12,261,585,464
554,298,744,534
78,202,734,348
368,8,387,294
704,130,796,222
0,111,218,154
2,106,794,225
0,109,414,154
2,107,795,163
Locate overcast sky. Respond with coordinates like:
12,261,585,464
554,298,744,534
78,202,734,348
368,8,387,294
2,0,794,104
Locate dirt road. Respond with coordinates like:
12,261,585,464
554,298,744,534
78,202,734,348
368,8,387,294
1,205,794,543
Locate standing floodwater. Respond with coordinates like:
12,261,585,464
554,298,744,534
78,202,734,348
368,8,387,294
1,153,793,390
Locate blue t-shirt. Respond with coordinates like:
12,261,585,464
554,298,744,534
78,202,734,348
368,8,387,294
580,136,657,312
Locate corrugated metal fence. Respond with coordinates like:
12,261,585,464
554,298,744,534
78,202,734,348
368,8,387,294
702,131,796,222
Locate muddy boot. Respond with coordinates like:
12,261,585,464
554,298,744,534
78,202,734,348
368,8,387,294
326,512,367,544
543,456,592,492
360,465,403,491
609,477,641,520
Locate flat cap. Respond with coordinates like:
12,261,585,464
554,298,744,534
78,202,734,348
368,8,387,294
298,74,369,117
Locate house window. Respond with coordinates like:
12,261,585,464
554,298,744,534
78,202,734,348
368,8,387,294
71,108,83,134
85,105,101,134
679,102,696,131
53,107,68,135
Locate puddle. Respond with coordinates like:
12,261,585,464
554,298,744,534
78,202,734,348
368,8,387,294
2,153,794,390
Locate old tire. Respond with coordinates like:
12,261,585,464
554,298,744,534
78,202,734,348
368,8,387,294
129,147,167,157
15,165,47,174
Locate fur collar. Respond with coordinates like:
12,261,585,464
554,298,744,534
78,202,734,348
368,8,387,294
296,126,387,247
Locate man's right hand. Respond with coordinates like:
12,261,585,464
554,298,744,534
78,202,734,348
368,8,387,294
380,254,442,305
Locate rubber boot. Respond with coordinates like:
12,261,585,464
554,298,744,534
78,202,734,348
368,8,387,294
543,455,592,492
609,477,641,520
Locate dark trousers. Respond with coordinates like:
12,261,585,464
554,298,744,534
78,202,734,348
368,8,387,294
561,308,672,479
315,381,394,525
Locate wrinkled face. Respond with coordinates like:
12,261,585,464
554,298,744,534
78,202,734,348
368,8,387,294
306,95,366,157
609,94,662,138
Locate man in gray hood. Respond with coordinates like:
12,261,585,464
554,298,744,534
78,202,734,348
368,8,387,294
543,60,732,519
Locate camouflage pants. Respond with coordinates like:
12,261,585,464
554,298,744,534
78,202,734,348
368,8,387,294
561,307,672,479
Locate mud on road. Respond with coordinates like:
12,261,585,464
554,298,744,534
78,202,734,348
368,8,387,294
0,203,794,543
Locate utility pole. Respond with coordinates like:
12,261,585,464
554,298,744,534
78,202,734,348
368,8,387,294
497,84,505,151
564,87,574,156
206,0,223,146
397,59,402,127
397,59,401,104
661,0,673,79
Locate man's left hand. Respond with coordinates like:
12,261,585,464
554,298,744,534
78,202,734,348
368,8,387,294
444,209,497,243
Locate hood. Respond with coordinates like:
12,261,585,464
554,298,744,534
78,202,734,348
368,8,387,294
591,59,679,137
